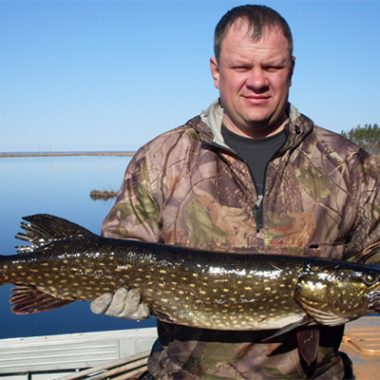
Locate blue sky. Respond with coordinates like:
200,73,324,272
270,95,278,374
1,1,379,153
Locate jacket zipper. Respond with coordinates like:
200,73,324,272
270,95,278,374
200,122,296,236
253,194,263,233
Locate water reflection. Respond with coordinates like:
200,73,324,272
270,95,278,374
0,156,156,339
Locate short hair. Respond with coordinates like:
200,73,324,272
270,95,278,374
214,5,293,61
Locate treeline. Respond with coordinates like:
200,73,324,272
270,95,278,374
341,124,380,155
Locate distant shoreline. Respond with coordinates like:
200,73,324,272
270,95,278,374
0,151,135,158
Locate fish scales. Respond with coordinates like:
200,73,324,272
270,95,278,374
1,214,380,332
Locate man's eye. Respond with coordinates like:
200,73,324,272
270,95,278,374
266,65,286,72
265,66,280,72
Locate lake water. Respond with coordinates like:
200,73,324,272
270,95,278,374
0,156,156,339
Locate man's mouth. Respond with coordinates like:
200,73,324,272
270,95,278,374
243,95,270,105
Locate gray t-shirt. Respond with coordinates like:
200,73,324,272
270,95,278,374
221,125,286,195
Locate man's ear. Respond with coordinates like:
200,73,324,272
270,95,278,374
289,56,296,86
210,57,220,89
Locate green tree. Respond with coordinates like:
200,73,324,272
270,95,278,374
341,124,380,155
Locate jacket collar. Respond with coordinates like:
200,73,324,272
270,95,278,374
196,98,314,150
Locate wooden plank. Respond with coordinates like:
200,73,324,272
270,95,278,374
341,317,380,380
56,351,150,380
112,367,148,380
91,358,148,380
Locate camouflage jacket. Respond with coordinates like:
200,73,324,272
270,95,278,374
102,99,380,379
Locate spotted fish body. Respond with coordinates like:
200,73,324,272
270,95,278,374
1,214,380,332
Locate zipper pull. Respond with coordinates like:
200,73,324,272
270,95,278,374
253,194,263,233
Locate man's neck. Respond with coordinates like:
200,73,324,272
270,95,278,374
223,116,289,139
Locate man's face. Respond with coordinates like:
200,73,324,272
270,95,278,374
210,21,295,138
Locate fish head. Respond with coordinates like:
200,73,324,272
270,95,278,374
294,262,380,327
363,270,380,313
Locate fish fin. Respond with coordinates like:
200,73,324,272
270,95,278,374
261,316,313,343
297,327,320,366
151,311,176,324
15,214,97,254
296,300,349,326
10,285,74,314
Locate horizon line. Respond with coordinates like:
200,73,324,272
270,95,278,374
0,151,135,158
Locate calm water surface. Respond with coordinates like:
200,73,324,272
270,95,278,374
0,156,156,339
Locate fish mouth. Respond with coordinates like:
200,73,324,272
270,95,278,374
367,290,380,312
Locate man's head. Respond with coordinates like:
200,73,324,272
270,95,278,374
210,5,295,138
214,5,293,63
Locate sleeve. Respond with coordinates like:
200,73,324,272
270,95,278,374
101,145,162,243
345,150,380,264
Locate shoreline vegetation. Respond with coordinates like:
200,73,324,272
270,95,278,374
0,151,135,158
90,189,118,200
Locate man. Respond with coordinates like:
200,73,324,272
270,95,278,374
91,5,380,379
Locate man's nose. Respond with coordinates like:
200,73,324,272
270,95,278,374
245,68,269,90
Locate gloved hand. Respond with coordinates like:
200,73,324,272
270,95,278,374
90,288,150,320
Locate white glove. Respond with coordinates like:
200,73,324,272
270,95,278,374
90,288,150,320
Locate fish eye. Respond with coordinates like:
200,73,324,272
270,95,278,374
364,273,379,286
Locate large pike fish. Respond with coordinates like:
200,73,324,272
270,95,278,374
1,214,380,334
